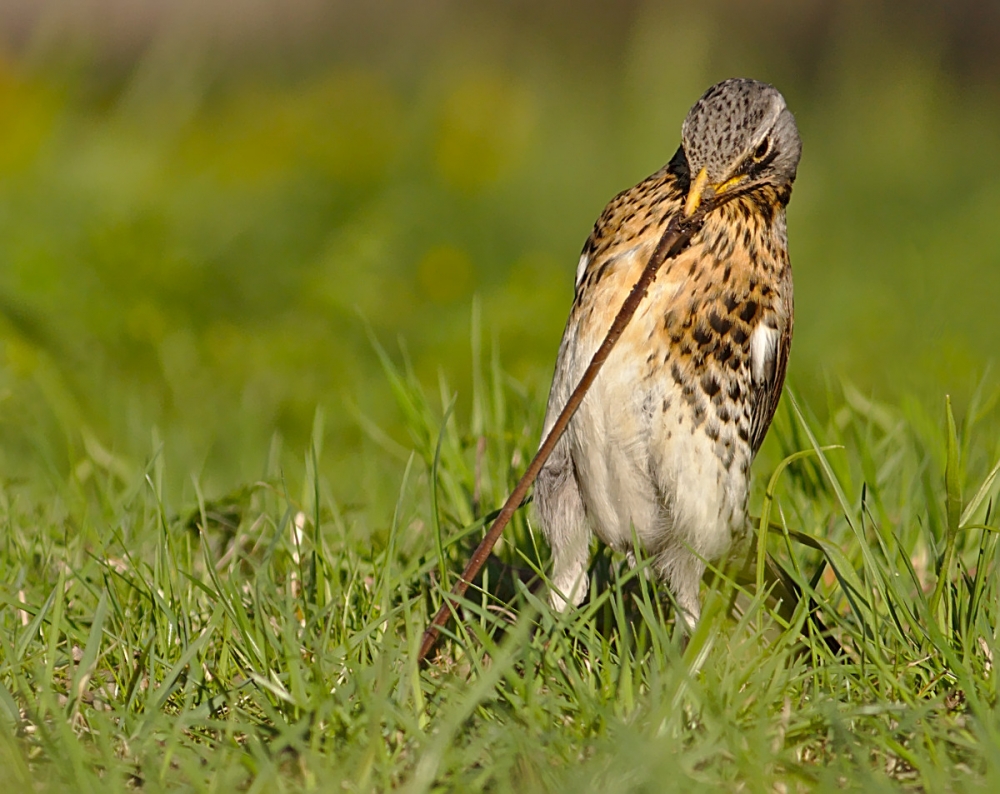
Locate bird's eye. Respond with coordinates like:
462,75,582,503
752,138,770,161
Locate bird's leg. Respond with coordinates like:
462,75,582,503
656,549,706,632
549,533,590,612
536,444,591,612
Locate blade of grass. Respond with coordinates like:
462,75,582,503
757,445,843,594
930,396,963,624
430,399,456,590
67,591,108,716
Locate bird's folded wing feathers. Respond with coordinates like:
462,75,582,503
749,305,792,456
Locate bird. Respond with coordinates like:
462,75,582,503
534,78,801,629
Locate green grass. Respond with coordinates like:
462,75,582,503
3,326,1000,792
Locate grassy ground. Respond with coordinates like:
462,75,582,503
3,328,1000,792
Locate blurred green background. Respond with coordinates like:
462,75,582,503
0,0,997,504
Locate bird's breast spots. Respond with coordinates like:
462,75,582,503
755,195,778,224
700,374,721,398
641,393,657,421
692,325,712,347
709,311,731,335
739,301,758,323
721,439,737,471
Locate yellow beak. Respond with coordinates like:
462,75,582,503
684,167,709,217
683,167,746,217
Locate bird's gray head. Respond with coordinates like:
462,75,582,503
680,78,801,214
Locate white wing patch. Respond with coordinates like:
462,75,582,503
750,324,779,383
575,253,589,288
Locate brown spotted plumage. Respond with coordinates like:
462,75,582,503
535,78,801,627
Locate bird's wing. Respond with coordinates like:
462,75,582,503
748,284,793,457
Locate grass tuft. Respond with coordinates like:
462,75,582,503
2,336,1000,791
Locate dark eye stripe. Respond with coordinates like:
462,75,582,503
744,142,779,178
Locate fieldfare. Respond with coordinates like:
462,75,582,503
535,77,802,628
